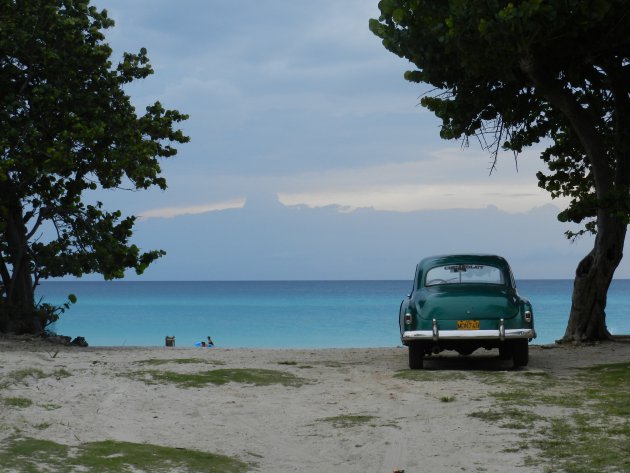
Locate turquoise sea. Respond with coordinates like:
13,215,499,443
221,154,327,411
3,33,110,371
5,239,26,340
38,280,630,348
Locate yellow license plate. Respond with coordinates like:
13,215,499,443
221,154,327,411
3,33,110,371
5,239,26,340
457,320,480,330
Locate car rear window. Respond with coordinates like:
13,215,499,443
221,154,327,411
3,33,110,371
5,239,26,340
425,264,504,286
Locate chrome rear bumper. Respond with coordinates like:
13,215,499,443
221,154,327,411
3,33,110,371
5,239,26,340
402,317,536,343
402,328,536,342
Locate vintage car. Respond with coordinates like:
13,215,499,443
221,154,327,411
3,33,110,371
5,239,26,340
399,254,536,369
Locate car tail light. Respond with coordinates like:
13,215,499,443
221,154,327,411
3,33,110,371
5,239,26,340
524,310,532,323
404,312,412,325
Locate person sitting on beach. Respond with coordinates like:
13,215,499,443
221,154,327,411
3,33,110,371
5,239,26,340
194,337,214,348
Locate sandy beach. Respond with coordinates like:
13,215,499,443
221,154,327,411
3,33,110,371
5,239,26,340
1,337,629,472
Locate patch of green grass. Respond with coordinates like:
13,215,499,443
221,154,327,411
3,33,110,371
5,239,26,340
580,363,630,415
469,407,540,430
3,367,71,386
53,368,72,379
0,437,252,473
470,361,630,473
6,368,47,384
135,357,224,366
276,360,314,369
490,390,529,403
579,362,630,386
484,372,561,407
529,416,630,473
474,371,509,385
3,397,33,408
578,362,630,417
320,414,377,429
39,403,62,411
0,437,69,469
498,409,543,430
127,368,307,388
468,409,503,423
525,363,630,472
439,395,456,403
536,393,584,409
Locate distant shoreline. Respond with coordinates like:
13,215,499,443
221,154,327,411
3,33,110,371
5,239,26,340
5,332,630,349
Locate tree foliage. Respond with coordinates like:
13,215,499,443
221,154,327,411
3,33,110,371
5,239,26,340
0,0,189,332
371,0,630,341
371,0,630,230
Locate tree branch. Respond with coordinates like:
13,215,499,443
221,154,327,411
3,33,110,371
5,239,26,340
25,210,45,240
520,58,612,197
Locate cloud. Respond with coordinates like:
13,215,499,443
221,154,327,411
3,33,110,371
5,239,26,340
139,198,245,220
273,146,567,213
135,145,565,217
279,183,551,213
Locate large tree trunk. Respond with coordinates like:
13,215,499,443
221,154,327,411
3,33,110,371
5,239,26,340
562,213,627,343
0,198,40,334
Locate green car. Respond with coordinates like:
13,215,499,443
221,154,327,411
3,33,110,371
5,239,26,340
400,254,536,369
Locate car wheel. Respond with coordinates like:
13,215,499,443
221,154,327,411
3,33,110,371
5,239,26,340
409,343,424,369
512,339,529,367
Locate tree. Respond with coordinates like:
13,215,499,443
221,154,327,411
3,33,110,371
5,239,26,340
0,0,188,334
370,0,630,342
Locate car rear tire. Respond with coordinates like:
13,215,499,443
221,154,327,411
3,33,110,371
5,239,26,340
409,343,424,369
512,339,529,367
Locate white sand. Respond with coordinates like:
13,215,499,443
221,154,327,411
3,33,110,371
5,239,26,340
1,337,629,472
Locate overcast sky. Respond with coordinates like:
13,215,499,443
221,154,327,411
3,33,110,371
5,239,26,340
86,0,629,279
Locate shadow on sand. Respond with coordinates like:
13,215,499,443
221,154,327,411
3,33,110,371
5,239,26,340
421,351,519,371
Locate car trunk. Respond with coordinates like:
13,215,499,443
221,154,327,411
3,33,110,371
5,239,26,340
418,285,519,321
